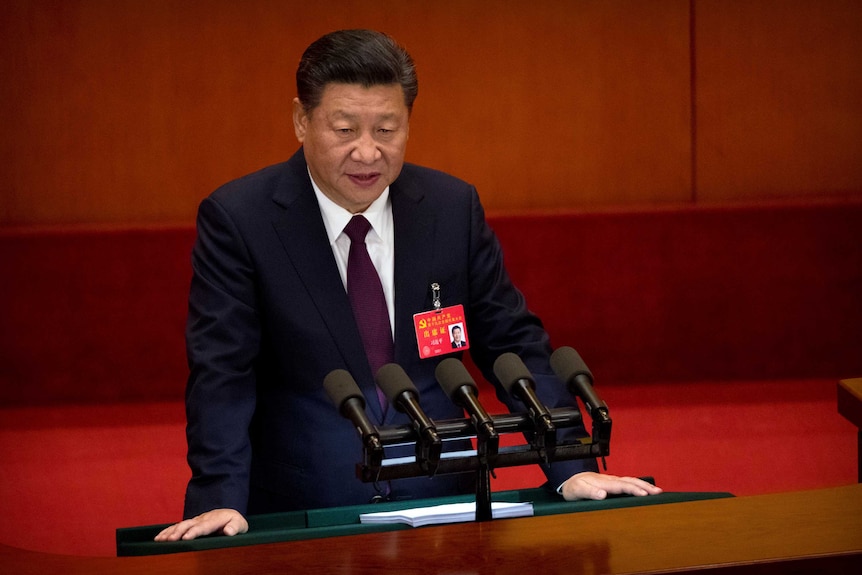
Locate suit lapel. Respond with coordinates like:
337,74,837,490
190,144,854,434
269,152,385,419
269,154,438,424
391,176,436,370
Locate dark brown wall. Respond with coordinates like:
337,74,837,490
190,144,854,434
1,0,860,226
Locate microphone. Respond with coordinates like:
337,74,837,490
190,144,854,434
323,369,383,467
493,353,556,462
550,346,612,462
375,363,441,474
550,346,608,419
435,358,498,456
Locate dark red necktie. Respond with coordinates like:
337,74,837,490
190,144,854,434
344,215,393,413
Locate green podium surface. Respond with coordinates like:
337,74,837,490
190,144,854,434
116,487,732,556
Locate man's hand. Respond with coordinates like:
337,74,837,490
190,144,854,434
559,472,663,501
154,508,248,542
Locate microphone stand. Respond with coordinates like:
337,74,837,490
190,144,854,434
357,407,611,522
474,412,499,521
336,359,614,523
476,451,492,521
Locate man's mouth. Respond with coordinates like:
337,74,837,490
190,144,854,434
348,173,381,187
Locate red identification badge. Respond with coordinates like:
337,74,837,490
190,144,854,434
413,304,470,359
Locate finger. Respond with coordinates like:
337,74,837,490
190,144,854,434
222,515,249,537
154,526,172,542
614,476,664,495
154,519,194,542
631,477,663,494
154,527,174,542
578,476,609,500
154,516,221,542
601,476,663,497
154,510,248,543
562,474,608,501
180,516,227,540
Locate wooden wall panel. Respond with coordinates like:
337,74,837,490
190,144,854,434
0,0,691,226
402,0,692,212
695,0,862,202
0,0,303,225
2,1,860,226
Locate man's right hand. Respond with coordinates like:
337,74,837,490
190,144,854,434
154,508,248,542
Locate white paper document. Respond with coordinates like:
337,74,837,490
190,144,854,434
359,501,534,528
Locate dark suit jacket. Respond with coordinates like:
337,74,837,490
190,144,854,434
183,148,596,518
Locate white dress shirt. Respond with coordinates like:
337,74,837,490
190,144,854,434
310,175,396,339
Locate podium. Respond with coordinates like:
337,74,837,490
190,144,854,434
1,485,860,574
116,486,727,555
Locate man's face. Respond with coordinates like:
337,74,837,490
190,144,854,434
293,83,410,213
452,327,462,342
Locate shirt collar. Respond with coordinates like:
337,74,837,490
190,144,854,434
310,170,392,245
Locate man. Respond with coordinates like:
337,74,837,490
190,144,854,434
450,325,467,348
157,29,660,543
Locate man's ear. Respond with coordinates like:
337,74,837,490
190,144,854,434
292,97,307,142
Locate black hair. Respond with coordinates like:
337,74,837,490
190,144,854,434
296,29,418,113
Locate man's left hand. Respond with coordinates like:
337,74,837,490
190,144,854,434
559,472,663,501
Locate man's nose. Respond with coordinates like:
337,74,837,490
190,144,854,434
351,132,382,163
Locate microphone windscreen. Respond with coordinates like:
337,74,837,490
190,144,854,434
493,352,534,395
323,369,365,409
550,346,593,384
376,363,419,402
435,358,478,400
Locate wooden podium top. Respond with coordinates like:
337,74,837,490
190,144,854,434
3,484,861,574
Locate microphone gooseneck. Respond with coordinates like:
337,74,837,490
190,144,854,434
323,369,383,457
492,353,556,463
375,363,441,474
435,357,497,443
